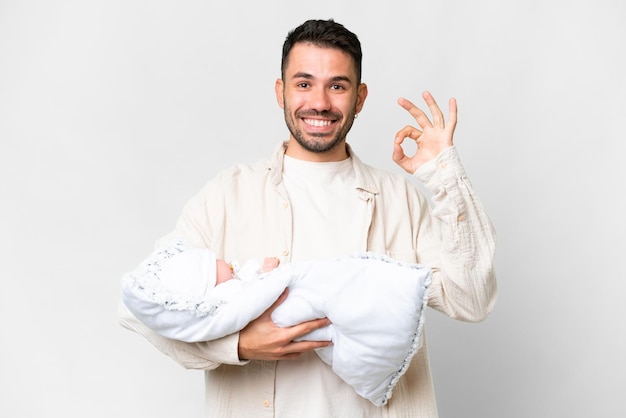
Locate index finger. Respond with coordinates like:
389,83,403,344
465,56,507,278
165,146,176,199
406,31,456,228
283,338,332,357
397,97,433,129
287,317,331,341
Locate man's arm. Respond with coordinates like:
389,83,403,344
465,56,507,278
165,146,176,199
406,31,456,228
119,175,332,366
394,92,497,322
119,290,332,366
118,301,244,369
414,147,497,321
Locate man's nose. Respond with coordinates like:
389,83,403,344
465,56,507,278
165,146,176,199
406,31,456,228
309,87,331,112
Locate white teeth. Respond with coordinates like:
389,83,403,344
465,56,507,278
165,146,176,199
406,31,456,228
304,118,332,127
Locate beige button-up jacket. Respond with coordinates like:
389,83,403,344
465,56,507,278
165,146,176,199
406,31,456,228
119,142,497,418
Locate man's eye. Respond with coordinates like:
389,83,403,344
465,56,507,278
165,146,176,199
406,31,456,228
297,82,309,88
330,84,345,90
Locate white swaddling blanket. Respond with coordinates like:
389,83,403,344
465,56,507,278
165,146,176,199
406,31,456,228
121,240,431,406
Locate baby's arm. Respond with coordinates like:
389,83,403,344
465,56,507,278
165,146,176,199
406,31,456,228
231,257,280,282
262,257,280,273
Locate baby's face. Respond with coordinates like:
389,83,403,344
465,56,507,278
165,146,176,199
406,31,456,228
215,259,234,286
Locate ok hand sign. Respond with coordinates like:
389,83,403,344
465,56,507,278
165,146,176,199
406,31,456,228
392,91,457,174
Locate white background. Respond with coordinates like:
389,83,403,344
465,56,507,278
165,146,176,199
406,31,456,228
1,0,625,417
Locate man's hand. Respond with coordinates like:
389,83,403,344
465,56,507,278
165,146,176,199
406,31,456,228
392,91,457,173
238,289,332,361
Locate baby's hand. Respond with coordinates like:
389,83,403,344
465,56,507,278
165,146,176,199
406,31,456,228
262,257,280,272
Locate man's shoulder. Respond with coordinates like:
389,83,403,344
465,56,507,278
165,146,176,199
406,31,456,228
361,163,405,180
356,159,415,189
188,156,273,207
212,143,283,185
217,158,270,179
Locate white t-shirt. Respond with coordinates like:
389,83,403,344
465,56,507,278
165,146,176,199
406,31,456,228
282,155,367,261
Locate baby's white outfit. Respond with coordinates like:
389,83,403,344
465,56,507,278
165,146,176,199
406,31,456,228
121,239,431,406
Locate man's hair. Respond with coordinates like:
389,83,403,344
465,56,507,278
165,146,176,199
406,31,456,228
281,19,363,83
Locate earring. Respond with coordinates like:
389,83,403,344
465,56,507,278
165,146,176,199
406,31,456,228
354,113,359,119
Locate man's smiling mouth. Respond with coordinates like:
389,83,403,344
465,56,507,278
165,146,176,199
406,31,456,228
303,118,334,127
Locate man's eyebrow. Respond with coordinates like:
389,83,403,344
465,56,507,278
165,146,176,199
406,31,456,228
291,72,313,80
291,73,354,83
329,75,352,83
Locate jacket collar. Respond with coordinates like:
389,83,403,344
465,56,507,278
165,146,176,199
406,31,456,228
268,142,380,197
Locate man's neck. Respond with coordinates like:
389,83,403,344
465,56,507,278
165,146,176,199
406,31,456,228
284,139,349,162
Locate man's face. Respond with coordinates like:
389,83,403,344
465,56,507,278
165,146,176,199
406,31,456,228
276,43,368,161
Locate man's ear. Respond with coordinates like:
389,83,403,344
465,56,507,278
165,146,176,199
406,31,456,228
356,83,368,114
275,79,285,109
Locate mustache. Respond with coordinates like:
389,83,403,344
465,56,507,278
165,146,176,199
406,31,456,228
295,110,342,120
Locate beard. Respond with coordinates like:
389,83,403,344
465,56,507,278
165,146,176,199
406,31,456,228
283,107,356,154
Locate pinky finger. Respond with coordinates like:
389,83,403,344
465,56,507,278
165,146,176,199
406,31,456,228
447,98,458,131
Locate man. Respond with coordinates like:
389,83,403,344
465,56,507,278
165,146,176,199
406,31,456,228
119,19,497,417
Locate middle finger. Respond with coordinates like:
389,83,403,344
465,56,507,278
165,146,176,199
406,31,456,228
422,91,445,128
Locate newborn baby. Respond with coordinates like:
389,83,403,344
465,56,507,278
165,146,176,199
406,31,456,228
121,239,431,406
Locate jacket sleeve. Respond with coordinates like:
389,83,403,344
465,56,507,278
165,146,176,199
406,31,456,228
413,146,497,322
118,302,246,369
118,177,249,369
